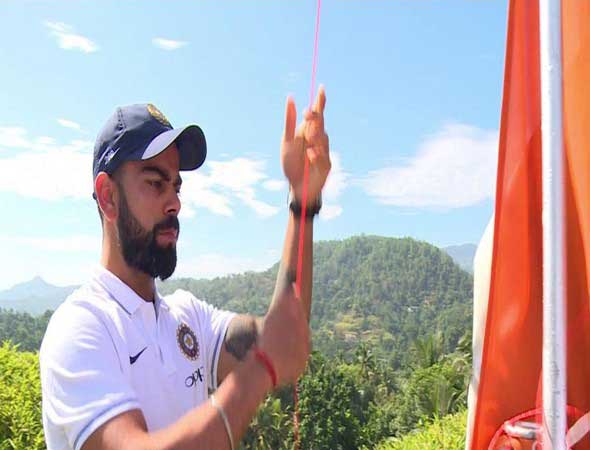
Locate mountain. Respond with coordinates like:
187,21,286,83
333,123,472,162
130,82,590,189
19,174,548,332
1,236,476,449
0,277,78,315
1,236,474,365
443,243,477,273
159,235,474,366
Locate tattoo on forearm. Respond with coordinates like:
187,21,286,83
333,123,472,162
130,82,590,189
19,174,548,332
275,265,297,296
224,316,258,361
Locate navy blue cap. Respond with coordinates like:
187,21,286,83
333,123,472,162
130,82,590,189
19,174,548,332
93,103,206,180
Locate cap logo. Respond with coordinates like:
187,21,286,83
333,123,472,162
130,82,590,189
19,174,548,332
147,104,171,127
176,323,199,361
104,148,116,165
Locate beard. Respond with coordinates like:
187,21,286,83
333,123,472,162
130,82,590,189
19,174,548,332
116,188,180,281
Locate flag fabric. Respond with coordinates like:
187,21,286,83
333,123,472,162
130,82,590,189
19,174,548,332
467,0,590,448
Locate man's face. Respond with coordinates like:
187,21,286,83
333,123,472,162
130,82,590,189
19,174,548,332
115,145,183,280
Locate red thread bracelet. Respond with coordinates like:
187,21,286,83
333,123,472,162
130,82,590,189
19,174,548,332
253,346,277,388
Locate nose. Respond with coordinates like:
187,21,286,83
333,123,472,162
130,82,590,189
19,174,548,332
165,189,181,217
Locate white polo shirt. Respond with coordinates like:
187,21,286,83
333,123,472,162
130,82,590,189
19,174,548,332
39,266,236,450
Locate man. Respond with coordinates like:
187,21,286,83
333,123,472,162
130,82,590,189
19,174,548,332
40,89,330,450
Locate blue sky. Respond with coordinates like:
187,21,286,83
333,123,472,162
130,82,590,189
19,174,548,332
0,1,508,290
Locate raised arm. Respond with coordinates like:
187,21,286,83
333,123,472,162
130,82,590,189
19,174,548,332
217,87,330,382
81,90,329,450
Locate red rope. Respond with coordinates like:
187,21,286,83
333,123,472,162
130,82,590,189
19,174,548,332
293,1,322,448
295,0,322,300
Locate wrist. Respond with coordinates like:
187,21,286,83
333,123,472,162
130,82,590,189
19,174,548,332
241,350,274,395
252,345,278,389
288,189,322,218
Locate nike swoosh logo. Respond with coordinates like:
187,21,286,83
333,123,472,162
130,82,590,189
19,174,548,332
130,347,148,365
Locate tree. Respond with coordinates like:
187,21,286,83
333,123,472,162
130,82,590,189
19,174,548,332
298,352,366,450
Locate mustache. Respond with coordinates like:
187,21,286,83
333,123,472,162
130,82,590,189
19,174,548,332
153,215,180,235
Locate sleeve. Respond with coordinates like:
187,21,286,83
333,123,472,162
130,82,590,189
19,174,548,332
187,293,236,391
40,303,141,450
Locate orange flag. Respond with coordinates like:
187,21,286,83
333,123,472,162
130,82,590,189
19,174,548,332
562,0,590,447
468,0,590,449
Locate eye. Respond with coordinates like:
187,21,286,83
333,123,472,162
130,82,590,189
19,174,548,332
148,180,163,190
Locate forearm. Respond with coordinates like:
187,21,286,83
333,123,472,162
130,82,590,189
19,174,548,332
149,352,271,450
272,208,314,321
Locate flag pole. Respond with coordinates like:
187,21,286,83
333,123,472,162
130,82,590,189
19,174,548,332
540,0,567,448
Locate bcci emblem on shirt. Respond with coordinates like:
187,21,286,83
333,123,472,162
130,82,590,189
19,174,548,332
176,323,199,361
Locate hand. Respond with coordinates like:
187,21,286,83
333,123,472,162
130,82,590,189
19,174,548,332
258,283,310,386
281,86,331,201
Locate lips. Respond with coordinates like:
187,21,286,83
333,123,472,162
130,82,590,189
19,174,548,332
158,228,178,240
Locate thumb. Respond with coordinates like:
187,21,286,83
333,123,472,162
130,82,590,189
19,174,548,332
283,96,297,142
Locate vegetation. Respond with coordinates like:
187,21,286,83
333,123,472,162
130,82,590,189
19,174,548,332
0,310,52,352
0,341,470,450
0,235,474,449
160,236,473,367
376,410,467,450
0,342,45,450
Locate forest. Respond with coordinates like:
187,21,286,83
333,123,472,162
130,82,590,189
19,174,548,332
0,236,473,449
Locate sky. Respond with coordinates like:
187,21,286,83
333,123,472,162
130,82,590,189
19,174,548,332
0,1,508,290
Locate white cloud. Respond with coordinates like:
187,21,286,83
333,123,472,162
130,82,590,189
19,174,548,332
181,158,281,218
360,123,498,209
181,171,234,217
174,252,276,280
0,125,281,218
152,38,188,50
182,153,349,221
178,204,197,219
0,129,69,153
0,127,93,200
263,179,286,191
0,235,99,253
57,118,81,131
320,204,343,221
208,158,267,190
236,191,279,218
319,151,347,221
44,21,98,53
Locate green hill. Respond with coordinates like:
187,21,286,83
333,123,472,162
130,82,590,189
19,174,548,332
0,236,474,449
1,235,473,372
0,310,52,352
159,235,473,366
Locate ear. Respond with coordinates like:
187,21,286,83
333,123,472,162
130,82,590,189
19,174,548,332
95,172,118,223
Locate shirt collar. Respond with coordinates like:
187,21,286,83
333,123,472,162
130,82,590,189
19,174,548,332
155,290,169,312
93,265,164,315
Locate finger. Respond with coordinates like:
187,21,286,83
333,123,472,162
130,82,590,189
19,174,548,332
283,96,297,142
313,85,326,114
303,111,324,138
308,147,331,175
306,147,318,164
304,126,328,154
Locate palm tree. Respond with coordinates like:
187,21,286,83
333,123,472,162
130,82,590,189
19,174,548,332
412,331,444,369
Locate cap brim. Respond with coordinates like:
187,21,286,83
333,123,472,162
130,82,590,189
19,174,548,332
141,125,207,171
